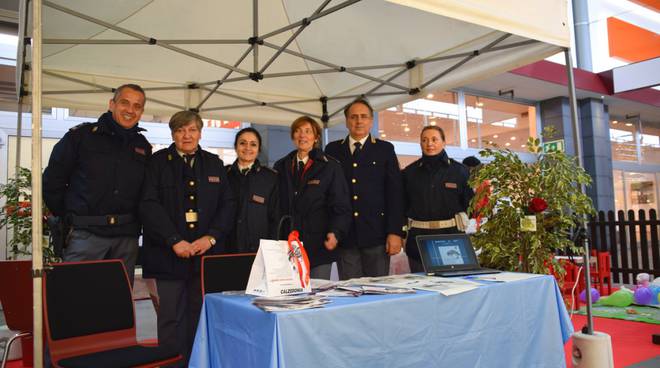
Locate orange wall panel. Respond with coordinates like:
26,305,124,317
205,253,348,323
607,17,660,63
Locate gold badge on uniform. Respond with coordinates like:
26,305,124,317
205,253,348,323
307,179,320,185
134,147,146,155
252,194,265,204
208,176,220,183
445,182,457,189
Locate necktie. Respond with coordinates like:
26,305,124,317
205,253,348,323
240,167,249,175
353,142,362,157
183,154,194,167
295,161,305,187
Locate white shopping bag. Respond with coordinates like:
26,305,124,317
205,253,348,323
246,231,311,297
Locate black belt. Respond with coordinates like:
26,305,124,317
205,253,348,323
69,214,136,227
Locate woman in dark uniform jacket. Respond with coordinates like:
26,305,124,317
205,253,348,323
402,126,474,272
274,116,352,279
226,127,279,253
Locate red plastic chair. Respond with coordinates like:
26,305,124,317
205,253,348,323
0,260,33,368
43,260,181,368
589,250,612,296
550,259,584,311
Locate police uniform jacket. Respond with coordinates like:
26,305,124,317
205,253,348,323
274,148,351,268
140,144,236,280
402,150,474,261
226,159,280,253
43,111,151,237
325,135,406,248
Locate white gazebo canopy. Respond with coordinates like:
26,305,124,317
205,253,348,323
19,0,569,126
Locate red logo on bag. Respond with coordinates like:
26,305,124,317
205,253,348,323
287,231,310,288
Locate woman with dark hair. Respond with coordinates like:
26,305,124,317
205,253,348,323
402,126,474,272
274,116,351,279
226,127,279,253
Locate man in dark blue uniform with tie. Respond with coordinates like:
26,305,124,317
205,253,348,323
325,99,406,279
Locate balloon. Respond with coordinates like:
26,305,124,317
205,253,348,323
634,287,653,305
598,289,633,307
652,286,660,305
579,288,600,303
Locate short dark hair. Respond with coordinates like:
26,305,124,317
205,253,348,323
169,110,203,132
344,98,373,119
462,156,481,168
113,84,146,104
290,116,322,148
234,127,263,152
421,125,446,141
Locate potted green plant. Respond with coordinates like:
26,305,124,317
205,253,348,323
0,167,58,263
469,128,594,276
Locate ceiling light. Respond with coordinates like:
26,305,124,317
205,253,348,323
521,144,526,148
612,120,618,125
429,121,436,126
493,134,499,138
404,127,411,132
471,139,476,143
426,93,434,99
510,136,516,141
380,133,387,138
625,123,633,127
488,140,493,145
505,142,511,147
475,96,484,107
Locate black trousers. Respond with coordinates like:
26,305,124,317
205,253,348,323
156,276,202,366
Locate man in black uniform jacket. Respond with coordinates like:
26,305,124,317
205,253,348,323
325,99,406,279
140,110,235,365
43,84,151,285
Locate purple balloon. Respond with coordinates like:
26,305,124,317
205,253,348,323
634,287,653,305
579,288,600,303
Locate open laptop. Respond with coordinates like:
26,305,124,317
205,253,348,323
416,234,500,277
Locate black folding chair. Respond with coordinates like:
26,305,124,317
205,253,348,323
43,260,181,368
201,253,256,296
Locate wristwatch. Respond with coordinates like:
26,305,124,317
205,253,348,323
207,235,216,246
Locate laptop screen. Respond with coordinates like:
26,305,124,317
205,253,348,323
416,234,479,272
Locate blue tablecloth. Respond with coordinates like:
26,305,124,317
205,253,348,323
190,275,573,368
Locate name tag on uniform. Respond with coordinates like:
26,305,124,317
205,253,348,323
445,182,457,189
134,147,146,155
307,179,320,185
252,194,265,204
208,176,220,183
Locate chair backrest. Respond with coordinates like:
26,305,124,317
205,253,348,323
201,253,256,296
43,260,137,361
0,260,33,332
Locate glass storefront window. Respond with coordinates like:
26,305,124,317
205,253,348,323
377,91,459,145
465,95,536,152
640,121,660,165
610,118,638,162
613,170,659,213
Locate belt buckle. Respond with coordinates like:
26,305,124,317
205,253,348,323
185,212,198,223
107,215,117,225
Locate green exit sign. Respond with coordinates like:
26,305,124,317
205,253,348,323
543,139,565,153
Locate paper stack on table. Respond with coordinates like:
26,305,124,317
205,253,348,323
342,274,482,296
252,294,331,312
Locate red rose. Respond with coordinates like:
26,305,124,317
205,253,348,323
528,197,548,213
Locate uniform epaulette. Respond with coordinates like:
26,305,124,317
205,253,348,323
69,122,92,132
324,154,340,163
262,166,278,174
225,165,232,173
